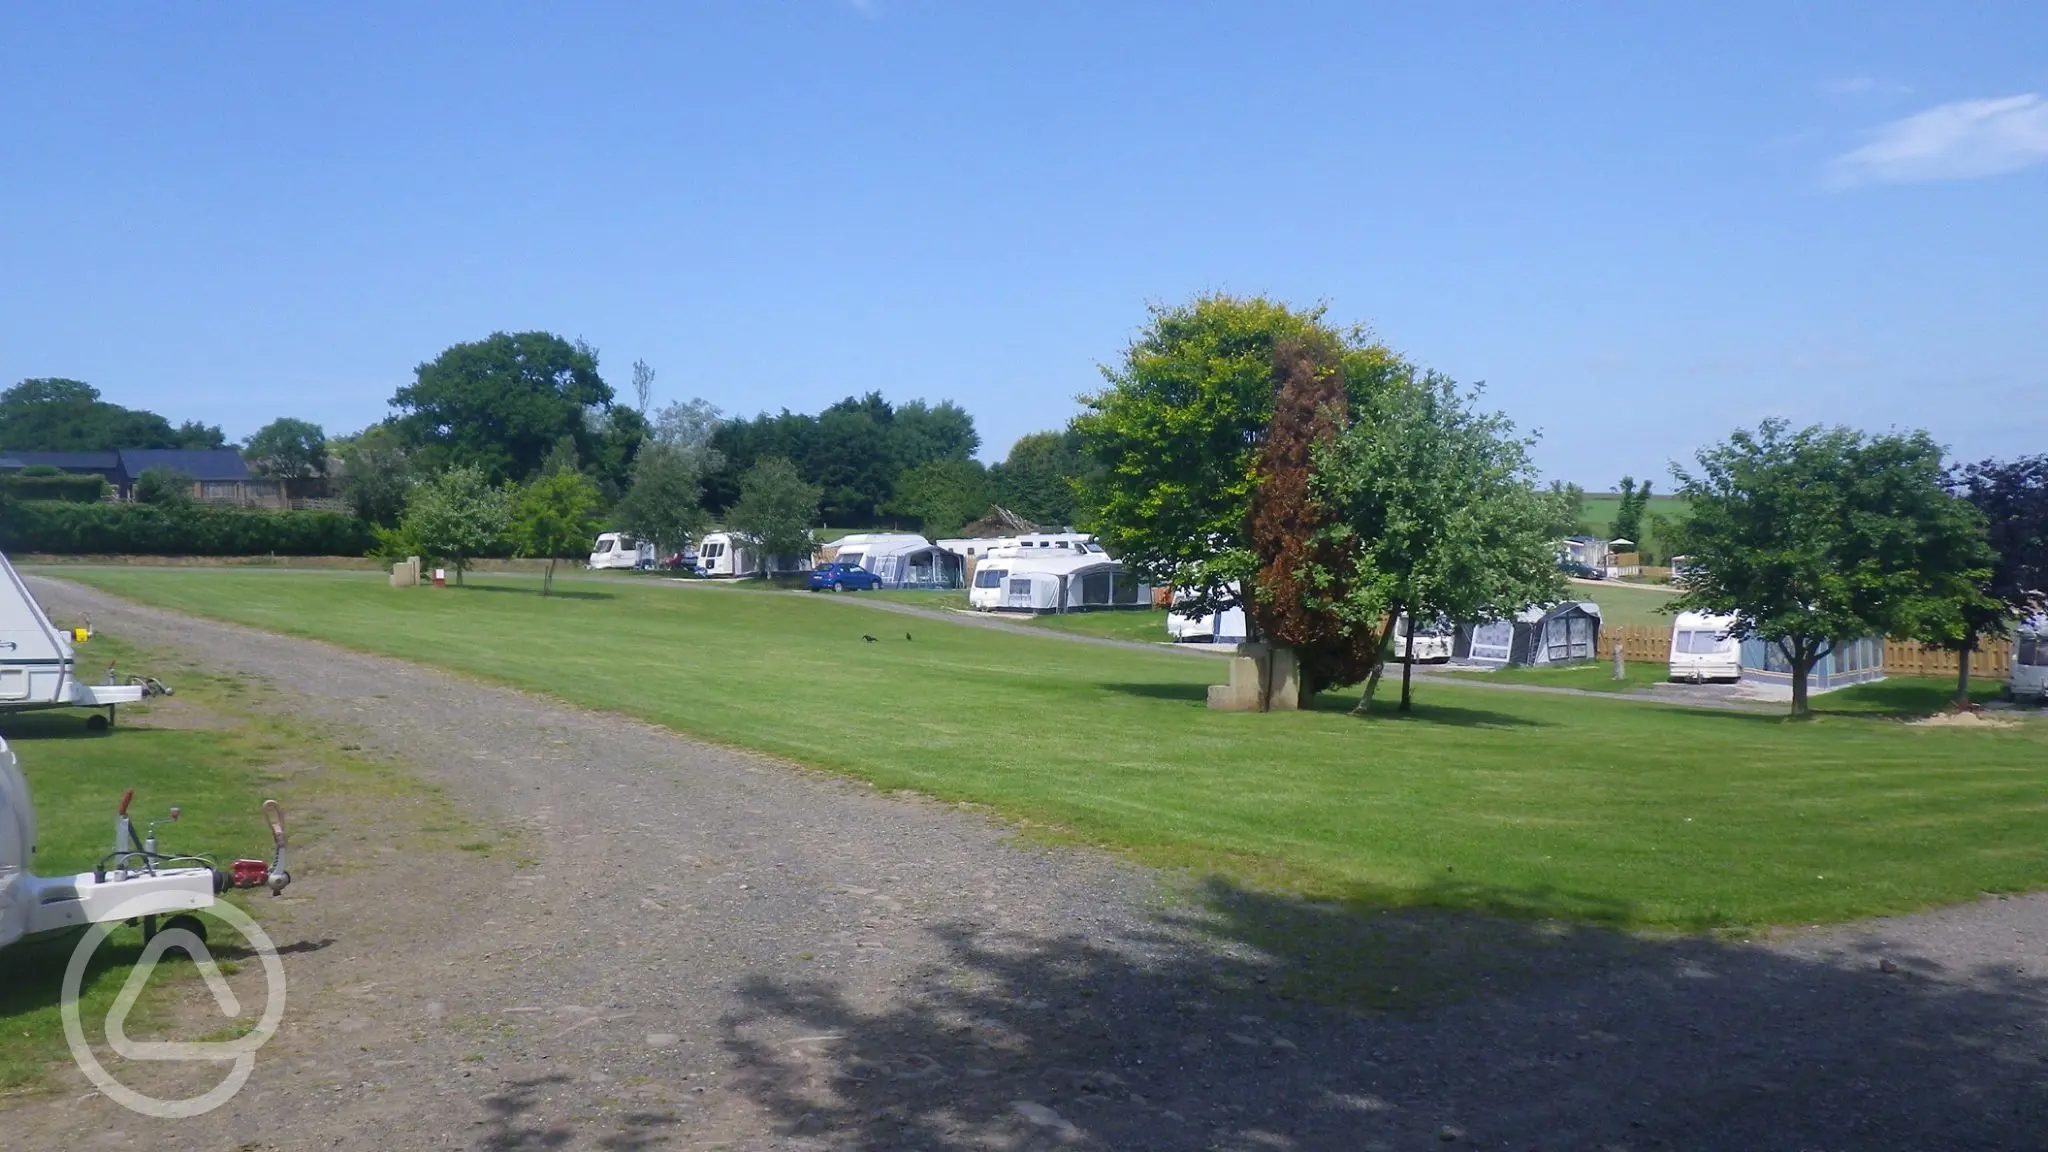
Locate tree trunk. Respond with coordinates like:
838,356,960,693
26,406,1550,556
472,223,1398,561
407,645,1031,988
1790,656,1812,717
1398,614,1416,713
544,558,556,597
1956,632,1975,707
1352,610,1405,715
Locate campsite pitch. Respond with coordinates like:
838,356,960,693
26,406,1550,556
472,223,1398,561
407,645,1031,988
47,567,2048,932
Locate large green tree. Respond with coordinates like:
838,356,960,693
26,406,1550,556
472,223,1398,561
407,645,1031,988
724,457,820,576
890,458,992,538
397,464,511,585
243,418,328,483
1670,420,1996,715
1072,294,1402,618
0,378,224,451
988,430,1089,528
391,332,621,486
333,424,415,527
1313,374,1570,712
1942,455,2048,703
511,469,604,595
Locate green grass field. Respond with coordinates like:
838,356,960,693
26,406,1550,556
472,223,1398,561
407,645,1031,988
1579,492,1690,561
45,568,2048,933
0,645,283,1094
1575,581,1677,628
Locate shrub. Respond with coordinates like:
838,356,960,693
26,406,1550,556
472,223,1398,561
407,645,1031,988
0,473,107,502
133,468,196,506
0,501,376,556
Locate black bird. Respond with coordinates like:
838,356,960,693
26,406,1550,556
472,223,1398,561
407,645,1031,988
862,634,878,643
905,632,913,641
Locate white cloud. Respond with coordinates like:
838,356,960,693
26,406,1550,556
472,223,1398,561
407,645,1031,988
1831,93,2048,186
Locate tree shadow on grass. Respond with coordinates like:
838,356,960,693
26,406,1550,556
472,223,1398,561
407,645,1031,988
453,584,617,602
718,873,2048,1150
1097,686,1546,728
1097,682,1210,704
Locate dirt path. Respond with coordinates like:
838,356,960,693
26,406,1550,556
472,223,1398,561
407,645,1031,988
8,577,2048,1151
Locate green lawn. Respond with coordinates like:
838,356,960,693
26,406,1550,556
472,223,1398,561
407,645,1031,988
1575,581,1677,628
1579,492,1690,560
0,645,281,1094
1434,659,1674,694
46,568,2048,933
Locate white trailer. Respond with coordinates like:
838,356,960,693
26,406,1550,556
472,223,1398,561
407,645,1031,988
586,532,654,571
0,736,290,953
1,551,144,724
1389,615,1454,663
694,532,812,579
1669,611,1742,682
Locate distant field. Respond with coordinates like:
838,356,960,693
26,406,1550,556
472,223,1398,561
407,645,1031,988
1575,581,1677,628
50,567,2048,935
1578,493,1690,560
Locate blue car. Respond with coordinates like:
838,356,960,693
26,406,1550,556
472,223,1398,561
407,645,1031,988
808,563,883,592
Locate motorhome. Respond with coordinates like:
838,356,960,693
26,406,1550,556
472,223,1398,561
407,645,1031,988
1668,611,1742,682
2012,614,2047,703
0,550,144,723
587,532,655,571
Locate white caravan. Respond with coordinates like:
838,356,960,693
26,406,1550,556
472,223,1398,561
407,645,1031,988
2012,614,2047,703
587,532,655,571
967,545,1141,613
1,551,144,722
1669,611,1742,682
1167,584,1248,644
1389,614,1454,663
694,532,813,579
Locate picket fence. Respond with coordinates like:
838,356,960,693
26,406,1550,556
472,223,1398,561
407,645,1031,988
1595,625,2014,681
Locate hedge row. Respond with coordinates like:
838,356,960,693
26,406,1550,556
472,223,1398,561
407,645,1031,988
0,499,375,556
0,474,108,502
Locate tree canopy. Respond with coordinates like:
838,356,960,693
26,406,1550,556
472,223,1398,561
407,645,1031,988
390,332,624,487
395,463,512,584
889,458,992,539
243,418,328,479
1670,420,1995,714
724,457,821,575
0,378,225,452
705,393,978,526
511,469,604,595
1072,293,1404,616
333,424,415,527
987,430,1089,528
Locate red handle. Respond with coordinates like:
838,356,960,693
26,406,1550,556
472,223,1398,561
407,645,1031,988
117,789,134,816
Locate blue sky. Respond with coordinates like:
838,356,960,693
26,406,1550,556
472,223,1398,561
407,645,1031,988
3,2,2043,486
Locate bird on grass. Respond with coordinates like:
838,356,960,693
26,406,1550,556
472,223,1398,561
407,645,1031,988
905,632,913,641
862,634,878,643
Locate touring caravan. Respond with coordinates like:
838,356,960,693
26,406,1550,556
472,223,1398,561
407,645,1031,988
968,545,1144,613
587,532,655,571
1455,602,1603,668
694,532,813,579
2012,614,2047,703
828,534,963,589
1167,584,1248,644
0,551,144,721
1389,615,1454,663
1669,611,1742,682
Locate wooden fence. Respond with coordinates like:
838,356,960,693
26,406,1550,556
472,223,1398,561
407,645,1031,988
1596,625,2014,680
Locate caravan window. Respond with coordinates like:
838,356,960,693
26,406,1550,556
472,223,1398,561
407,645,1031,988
595,538,615,553
974,568,1007,589
703,542,723,559
2017,635,2044,667
1674,630,1728,654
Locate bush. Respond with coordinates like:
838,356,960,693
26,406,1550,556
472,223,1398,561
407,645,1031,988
0,501,376,556
133,468,195,506
0,473,107,502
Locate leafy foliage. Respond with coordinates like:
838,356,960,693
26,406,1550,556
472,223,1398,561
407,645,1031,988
0,501,374,555
889,458,992,538
1670,420,1996,714
243,417,328,479
987,430,1090,528
1313,374,1569,710
333,424,415,527
705,393,978,525
1073,293,1402,616
397,464,512,583
132,468,195,507
0,473,106,502
725,457,821,575
1611,476,1653,546
391,332,624,486
0,378,225,451
614,443,713,554
511,470,604,594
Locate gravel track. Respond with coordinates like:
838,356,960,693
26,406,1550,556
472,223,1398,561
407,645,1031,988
8,576,2047,1151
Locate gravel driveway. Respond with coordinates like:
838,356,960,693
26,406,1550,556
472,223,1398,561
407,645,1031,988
8,577,2047,1151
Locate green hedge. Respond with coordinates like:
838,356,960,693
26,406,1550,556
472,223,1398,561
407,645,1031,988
0,500,375,556
0,474,107,502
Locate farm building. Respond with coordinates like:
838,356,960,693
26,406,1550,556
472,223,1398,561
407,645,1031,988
1737,635,1885,692
967,546,1145,613
0,448,279,506
1454,602,1603,667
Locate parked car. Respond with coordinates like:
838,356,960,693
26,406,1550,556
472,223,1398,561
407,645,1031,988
807,563,883,592
1559,561,1604,580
